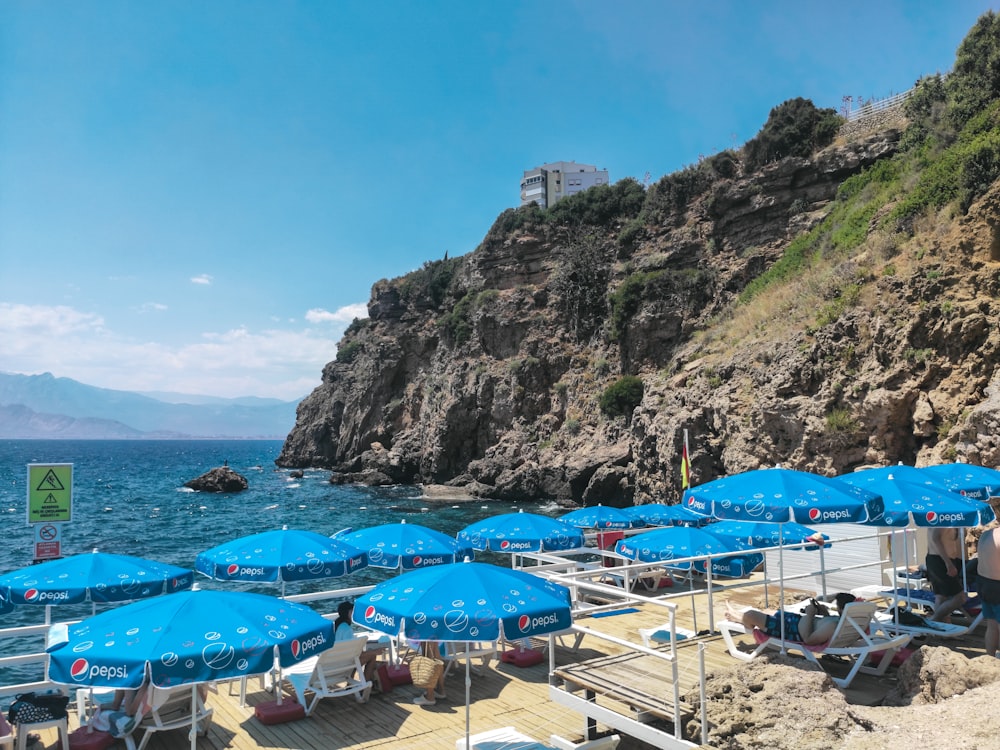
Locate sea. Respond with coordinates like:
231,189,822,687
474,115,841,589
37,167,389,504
0,439,558,688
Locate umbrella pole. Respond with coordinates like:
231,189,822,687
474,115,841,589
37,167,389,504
687,568,698,634
190,683,197,750
762,553,770,609
778,524,786,654
464,642,472,750
706,563,714,634
819,539,828,599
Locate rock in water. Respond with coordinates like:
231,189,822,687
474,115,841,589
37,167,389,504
185,466,248,493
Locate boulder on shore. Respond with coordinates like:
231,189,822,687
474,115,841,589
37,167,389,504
185,466,248,493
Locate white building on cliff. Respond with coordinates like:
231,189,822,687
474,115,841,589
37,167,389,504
520,161,608,208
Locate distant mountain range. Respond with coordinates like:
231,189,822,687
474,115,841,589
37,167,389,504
0,372,301,439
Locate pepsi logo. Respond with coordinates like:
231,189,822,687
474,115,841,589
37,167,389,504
413,556,422,566
518,614,530,631
500,540,511,550
227,564,239,576
926,511,938,523
365,605,376,620
291,640,301,658
808,508,821,522
70,658,89,681
25,588,39,602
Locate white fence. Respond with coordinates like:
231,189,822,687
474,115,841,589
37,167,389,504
845,88,913,121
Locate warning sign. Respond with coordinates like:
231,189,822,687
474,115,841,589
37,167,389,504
27,463,73,523
33,524,62,560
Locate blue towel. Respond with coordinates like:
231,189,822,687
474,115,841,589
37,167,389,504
591,607,640,618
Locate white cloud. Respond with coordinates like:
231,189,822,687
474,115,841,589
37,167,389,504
137,302,168,313
0,303,105,337
305,303,368,325
190,274,213,285
0,302,347,400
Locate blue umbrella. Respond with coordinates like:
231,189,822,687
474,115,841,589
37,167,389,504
47,589,333,689
837,468,996,527
337,520,474,570
195,527,368,595
559,505,639,530
922,462,1000,501
615,526,764,578
683,467,882,637
354,560,572,749
684,467,883,524
354,561,572,642
0,551,193,606
457,511,584,553
705,520,829,550
622,503,710,527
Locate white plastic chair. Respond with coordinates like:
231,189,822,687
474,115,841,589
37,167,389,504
15,717,69,750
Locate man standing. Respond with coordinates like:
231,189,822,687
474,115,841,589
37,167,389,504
977,526,1000,657
926,526,967,622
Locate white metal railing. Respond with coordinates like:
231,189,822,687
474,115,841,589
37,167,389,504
845,88,913,121
0,527,898,746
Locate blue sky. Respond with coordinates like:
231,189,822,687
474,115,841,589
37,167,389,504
1,1,996,401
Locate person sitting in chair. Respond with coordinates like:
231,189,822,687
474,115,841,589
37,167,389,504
333,600,381,684
726,593,857,645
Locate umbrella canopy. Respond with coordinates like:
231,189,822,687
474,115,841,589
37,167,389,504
353,560,573,642
457,511,584,553
837,468,996,527
47,589,333,689
337,520,475,571
922,462,1000,501
195,527,368,586
706,520,829,550
0,551,193,606
354,560,572,750
558,505,639,530
615,526,764,577
684,467,883,524
622,503,709,527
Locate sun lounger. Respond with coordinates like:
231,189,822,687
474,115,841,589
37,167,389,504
122,684,213,750
442,641,497,677
873,607,983,638
548,734,621,749
877,586,982,616
281,636,372,716
637,622,696,648
455,725,550,749
719,601,912,688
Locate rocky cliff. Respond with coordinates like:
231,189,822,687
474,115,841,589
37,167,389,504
278,121,1000,505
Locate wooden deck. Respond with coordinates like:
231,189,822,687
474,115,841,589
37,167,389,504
24,584,989,750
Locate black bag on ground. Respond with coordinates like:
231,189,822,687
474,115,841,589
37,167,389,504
886,605,938,628
7,691,70,724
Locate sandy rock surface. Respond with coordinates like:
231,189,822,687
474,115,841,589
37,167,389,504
679,646,1000,750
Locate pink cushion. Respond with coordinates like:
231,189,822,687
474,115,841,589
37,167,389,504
752,627,830,652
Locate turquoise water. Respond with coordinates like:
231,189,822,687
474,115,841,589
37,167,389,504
0,439,556,686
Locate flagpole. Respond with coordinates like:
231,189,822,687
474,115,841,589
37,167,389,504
681,429,691,493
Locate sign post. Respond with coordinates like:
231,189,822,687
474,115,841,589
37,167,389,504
33,522,62,560
27,463,72,561
27,463,73,524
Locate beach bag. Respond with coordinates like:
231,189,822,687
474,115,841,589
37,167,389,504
7,691,70,724
886,606,937,628
68,726,116,750
376,662,412,693
409,656,444,689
